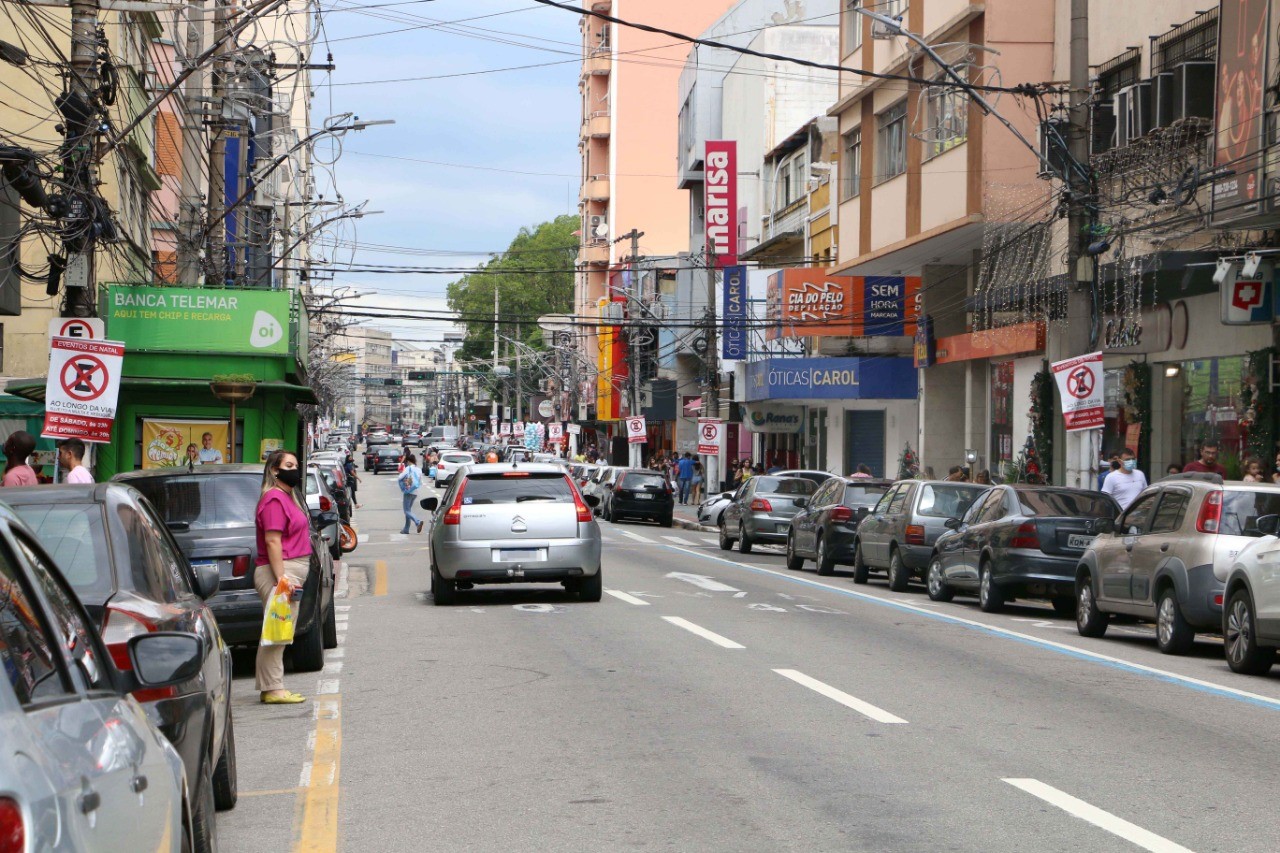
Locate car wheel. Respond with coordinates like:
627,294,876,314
785,532,804,571
815,534,835,576
1050,596,1074,617
431,566,456,606
737,522,753,554
718,522,733,551
927,557,953,602
291,620,325,673
212,712,238,811
608,506,619,524
339,522,358,553
851,540,868,584
322,595,338,650
978,562,1004,613
887,548,909,592
661,514,673,528
1156,587,1195,655
191,766,217,853
1075,573,1108,638
578,568,603,602
1225,589,1276,675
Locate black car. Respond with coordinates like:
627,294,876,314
114,465,336,671
606,469,675,526
785,477,894,575
929,485,1120,613
5,483,238,848
370,446,402,474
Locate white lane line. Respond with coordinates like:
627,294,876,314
661,616,745,649
1002,779,1195,853
665,571,742,593
701,537,718,545
617,530,655,543
662,535,689,544
773,669,908,724
604,589,651,606
316,679,340,695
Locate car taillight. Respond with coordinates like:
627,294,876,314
568,477,593,523
750,498,773,512
443,480,468,525
232,555,251,577
904,524,926,545
319,495,332,512
0,797,23,853
1009,521,1040,550
1197,490,1223,533
102,606,176,702
830,506,854,523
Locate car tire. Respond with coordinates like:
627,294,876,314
1051,596,1074,617
431,566,456,606
737,522,753,554
978,562,1004,613
1155,586,1195,655
191,766,217,853
322,595,338,650
578,568,603,602
815,534,835,576
1075,573,1109,638
718,522,733,551
851,540,868,584
608,506,619,524
927,557,953,602
212,712,238,811
1225,589,1276,675
661,514,673,528
887,548,909,592
785,532,804,571
291,620,325,673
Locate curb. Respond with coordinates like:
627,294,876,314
673,516,716,533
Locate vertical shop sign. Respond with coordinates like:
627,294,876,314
704,141,738,267
1212,0,1270,222
722,265,747,359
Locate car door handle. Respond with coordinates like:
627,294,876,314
1160,543,1169,552
79,789,101,814
131,775,148,794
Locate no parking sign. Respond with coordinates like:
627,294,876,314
1051,352,1104,431
697,417,724,454
626,416,647,444
43,336,125,442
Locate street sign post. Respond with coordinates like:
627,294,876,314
697,417,724,455
43,336,125,443
626,416,647,444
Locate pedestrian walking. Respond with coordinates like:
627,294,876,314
1101,448,1148,511
2,431,37,487
398,452,424,534
254,449,310,705
690,460,704,504
59,439,93,483
944,466,965,482
676,452,694,504
344,453,361,509
1183,441,1227,477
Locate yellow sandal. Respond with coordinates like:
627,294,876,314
261,691,306,705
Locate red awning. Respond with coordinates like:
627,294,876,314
683,397,703,413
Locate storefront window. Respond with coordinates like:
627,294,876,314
1177,356,1249,474
1100,368,1134,459
990,362,1013,474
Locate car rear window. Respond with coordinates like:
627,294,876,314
917,484,986,518
1017,490,1116,518
10,503,113,599
377,448,400,457
755,477,818,495
128,474,261,529
1221,490,1280,536
843,485,890,507
443,454,473,464
620,472,667,489
462,473,574,504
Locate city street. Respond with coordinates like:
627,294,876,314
219,463,1280,853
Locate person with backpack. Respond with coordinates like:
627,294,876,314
397,452,425,534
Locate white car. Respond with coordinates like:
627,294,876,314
1223,509,1280,675
435,450,476,486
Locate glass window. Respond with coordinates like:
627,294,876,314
13,534,107,693
843,484,889,508
1150,491,1190,534
1178,356,1249,475
620,472,667,490
842,0,862,55
925,77,968,158
1220,491,1280,537
462,474,574,505
975,489,1008,524
138,503,194,596
9,503,113,600
0,545,71,705
127,473,260,530
990,361,1014,472
876,101,907,183
887,484,912,514
841,128,861,200
755,477,817,496
1018,490,1119,518
1120,491,1158,534
917,484,986,519
873,485,898,514
117,504,181,601
811,479,837,507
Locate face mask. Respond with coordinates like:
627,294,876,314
1123,459,1136,472
276,468,302,488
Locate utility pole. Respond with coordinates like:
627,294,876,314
62,0,100,317
617,228,645,467
177,0,208,284
704,251,720,493
207,0,231,284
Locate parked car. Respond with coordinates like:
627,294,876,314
583,466,619,516
719,476,819,554
772,469,836,487
370,446,403,474
403,431,423,447
569,462,599,489
1079,475,1280,654
929,485,1119,613
0,499,204,851
421,462,602,604
305,465,344,559
1222,512,1280,674
851,480,989,588
434,450,476,486
605,469,675,526
785,477,895,575
5,483,237,848
114,465,336,671
697,490,734,527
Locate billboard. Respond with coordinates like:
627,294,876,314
1212,0,1270,222
704,141,737,267
106,285,290,355
765,269,920,339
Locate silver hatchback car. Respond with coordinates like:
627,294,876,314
422,463,603,604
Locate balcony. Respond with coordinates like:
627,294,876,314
587,109,610,138
584,51,611,76
590,0,611,11
582,175,610,202
583,241,609,264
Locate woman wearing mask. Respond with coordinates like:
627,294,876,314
2,430,37,486
254,450,312,705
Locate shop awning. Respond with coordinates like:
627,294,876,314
4,377,319,406
683,396,703,413
0,394,47,417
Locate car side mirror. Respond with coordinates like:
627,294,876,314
419,497,439,512
1088,517,1116,535
794,497,808,509
720,492,732,499
126,632,203,690
193,563,220,600
583,494,600,508
944,517,962,530
1257,514,1280,537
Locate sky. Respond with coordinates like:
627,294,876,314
306,0,585,346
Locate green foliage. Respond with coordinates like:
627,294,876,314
1121,361,1151,463
1029,364,1054,482
211,373,256,384
446,215,578,364
1243,347,1275,462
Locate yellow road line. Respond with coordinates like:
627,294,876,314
294,695,342,852
373,559,387,596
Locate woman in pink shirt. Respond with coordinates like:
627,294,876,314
2,431,38,487
254,449,314,704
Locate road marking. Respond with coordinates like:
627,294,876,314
316,679,340,695
1002,779,1194,853
733,591,748,598
373,559,387,596
617,530,655,543
665,571,742,593
661,616,745,649
389,533,408,542
661,535,688,544
773,669,908,724
701,537,718,545
336,604,351,612
237,787,299,798
322,661,343,675
656,544,1280,713
605,589,650,606
294,695,341,852
748,602,786,612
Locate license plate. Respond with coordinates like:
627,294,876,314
1067,534,1093,549
495,549,544,562
635,493,654,500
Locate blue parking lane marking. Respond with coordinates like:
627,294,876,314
657,544,1280,713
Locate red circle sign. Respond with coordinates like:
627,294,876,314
701,423,718,440
57,319,97,339
628,418,644,432
60,355,108,401
1066,366,1094,399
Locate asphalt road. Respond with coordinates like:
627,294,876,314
218,463,1280,852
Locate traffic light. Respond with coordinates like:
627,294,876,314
407,371,436,381
382,378,402,386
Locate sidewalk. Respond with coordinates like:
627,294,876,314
672,507,715,533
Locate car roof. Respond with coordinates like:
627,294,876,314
461,462,569,476
1,482,120,505
115,463,264,480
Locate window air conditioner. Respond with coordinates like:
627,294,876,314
1152,72,1176,129
1090,101,1116,155
1172,60,1215,121
588,214,608,241
1112,89,1131,148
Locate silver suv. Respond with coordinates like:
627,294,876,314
1222,512,1280,675
1076,474,1280,654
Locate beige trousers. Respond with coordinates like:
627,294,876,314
254,557,311,692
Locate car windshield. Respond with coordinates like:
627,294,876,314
1017,490,1116,518
462,473,573,504
306,472,320,495
844,485,890,507
622,472,667,489
1220,490,1280,536
443,454,472,463
378,448,400,458
755,477,817,496
10,503,113,598
918,484,986,518
779,471,831,486
128,473,261,529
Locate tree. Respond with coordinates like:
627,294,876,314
446,214,578,364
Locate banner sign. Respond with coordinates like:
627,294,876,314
697,418,724,455
106,285,290,355
704,140,738,267
547,423,564,441
913,314,935,368
1212,0,1269,223
1051,352,1105,431
766,269,920,338
626,415,647,444
1220,263,1275,324
43,337,125,443
140,419,232,468
745,357,918,402
743,403,804,433
722,265,747,359
566,423,582,435
499,422,511,436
